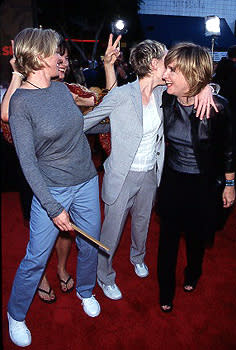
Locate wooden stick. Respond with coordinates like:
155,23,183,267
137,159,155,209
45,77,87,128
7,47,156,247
70,223,110,252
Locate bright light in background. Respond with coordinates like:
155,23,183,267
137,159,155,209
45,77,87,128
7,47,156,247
205,16,221,60
205,16,221,36
115,20,125,31
111,19,128,36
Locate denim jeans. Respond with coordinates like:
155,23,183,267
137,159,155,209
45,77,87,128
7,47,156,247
8,175,101,321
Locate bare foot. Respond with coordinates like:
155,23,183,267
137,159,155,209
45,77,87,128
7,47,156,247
38,275,56,302
57,269,74,292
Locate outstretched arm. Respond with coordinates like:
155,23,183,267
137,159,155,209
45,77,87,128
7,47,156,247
70,34,121,108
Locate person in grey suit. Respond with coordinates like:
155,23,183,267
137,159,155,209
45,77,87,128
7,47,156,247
84,39,215,300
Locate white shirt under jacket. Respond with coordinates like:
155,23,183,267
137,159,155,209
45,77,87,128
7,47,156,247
130,93,161,172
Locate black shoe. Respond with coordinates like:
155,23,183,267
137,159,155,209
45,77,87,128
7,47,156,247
183,279,198,293
37,287,56,303
160,303,173,313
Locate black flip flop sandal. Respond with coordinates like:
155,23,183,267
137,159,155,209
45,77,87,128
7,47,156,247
38,287,56,303
58,275,74,294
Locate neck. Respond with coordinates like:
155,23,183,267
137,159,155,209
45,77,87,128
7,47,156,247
25,71,51,89
139,76,156,105
177,96,195,106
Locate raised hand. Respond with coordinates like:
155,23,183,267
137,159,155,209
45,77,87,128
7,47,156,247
104,33,122,66
10,40,17,72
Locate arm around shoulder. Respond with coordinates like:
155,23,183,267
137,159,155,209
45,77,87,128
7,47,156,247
1,73,23,122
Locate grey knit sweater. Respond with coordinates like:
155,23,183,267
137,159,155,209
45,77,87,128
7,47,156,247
9,81,97,218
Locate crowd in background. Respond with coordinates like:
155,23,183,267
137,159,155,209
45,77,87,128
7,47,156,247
2,42,236,191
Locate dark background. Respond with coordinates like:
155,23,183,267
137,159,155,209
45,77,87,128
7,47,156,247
0,0,143,85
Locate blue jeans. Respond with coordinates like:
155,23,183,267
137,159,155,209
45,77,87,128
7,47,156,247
8,176,101,321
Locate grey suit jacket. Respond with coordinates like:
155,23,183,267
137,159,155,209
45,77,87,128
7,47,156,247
84,79,166,205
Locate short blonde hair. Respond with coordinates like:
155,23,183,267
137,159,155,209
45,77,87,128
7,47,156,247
164,42,213,96
14,28,61,76
130,40,167,78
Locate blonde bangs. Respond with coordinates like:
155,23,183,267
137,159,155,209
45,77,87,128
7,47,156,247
14,28,60,76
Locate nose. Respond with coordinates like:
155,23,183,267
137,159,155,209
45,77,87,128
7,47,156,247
60,57,68,67
57,57,63,65
162,69,168,80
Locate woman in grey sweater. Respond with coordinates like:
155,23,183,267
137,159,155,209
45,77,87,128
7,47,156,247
6,27,118,347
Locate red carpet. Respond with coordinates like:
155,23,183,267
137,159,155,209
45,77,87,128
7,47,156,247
2,186,236,350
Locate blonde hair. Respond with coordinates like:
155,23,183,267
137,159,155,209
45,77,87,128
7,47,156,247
130,40,167,78
164,42,213,96
14,28,61,76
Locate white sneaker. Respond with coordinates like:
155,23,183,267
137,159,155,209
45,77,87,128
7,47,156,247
7,312,32,347
76,293,101,317
97,279,122,300
134,263,149,278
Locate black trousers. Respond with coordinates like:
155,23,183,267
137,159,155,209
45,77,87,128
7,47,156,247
157,167,221,305
158,217,205,304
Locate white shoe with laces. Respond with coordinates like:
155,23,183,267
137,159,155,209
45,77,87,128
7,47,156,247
76,293,101,317
97,279,122,300
134,263,149,278
7,312,32,347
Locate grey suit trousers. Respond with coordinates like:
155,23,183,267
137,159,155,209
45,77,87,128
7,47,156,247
97,168,157,285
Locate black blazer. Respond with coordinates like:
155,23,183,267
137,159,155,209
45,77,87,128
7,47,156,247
161,91,235,180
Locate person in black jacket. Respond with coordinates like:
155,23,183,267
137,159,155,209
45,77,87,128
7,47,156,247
212,45,236,105
212,45,236,154
157,42,235,312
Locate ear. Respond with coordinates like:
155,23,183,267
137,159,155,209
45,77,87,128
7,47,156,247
37,54,44,63
37,54,49,68
151,58,158,70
